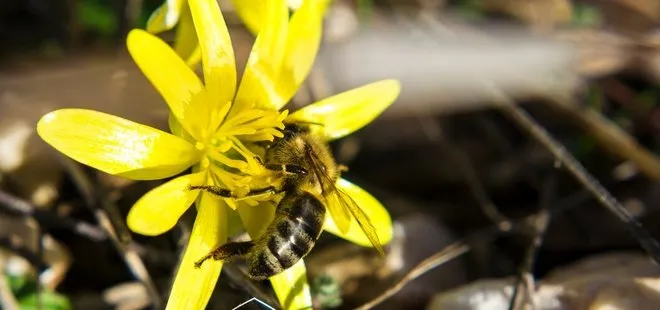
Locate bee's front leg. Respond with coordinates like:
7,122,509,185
265,164,308,175
188,185,280,198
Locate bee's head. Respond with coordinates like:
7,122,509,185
282,120,325,140
282,122,307,140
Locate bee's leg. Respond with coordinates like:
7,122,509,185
265,164,308,175
194,241,254,268
188,185,280,198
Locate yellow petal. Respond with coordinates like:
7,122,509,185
168,112,196,143
229,0,304,36
173,4,202,67
37,109,201,180
189,0,236,107
236,201,276,238
234,0,289,111
127,29,203,125
146,0,186,33
166,193,228,310
270,260,313,310
276,0,331,108
287,0,304,10
229,0,266,35
324,178,393,247
287,80,401,141
127,172,205,235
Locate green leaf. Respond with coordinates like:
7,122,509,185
7,274,29,293
312,274,342,308
18,291,72,310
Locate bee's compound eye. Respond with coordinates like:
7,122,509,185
286,165,308,175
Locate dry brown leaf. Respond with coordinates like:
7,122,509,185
591,0,660,32
553,29,634,77
481,0,573,29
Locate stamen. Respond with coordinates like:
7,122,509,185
222,128,258,136
223,109,266,128
229,137,263,174
208,149,248,170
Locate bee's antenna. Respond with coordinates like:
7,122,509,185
305,121,325,128
285,120,325,128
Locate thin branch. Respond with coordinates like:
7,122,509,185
356,241,470,310
356,205,531,310
487,86,660,266
443,131,512,227
0,189,106,242
549,97,660,181
0,238,48,271
58,157,162,309
509,175,555,310
357,172,645,310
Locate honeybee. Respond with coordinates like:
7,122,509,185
190,121,384,280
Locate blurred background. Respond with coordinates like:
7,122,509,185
2,0,660,309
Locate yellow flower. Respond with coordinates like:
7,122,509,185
37,0,401,309
146,0,304,67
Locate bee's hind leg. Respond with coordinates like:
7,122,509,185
194,241,255,268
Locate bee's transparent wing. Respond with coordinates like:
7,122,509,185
305,151,352,234
330,187,385,255
305,147,384,254
324,187,353,234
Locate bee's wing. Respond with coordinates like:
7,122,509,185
306,151,384,254
324,184,353,234
330,186,385,255
304,151,353,234
307,153,384,255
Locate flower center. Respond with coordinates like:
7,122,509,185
194,105,288,201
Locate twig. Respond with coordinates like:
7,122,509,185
357,164,650,310
417,115,512,226
549,96,660,181
508,175,555,310
357,206,540,310
356,241,470,310
487,86,660,265
58,157,162,309
0,238,48,271
443,130,512,228
0,190,106,242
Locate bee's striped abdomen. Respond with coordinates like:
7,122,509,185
247,191,326,280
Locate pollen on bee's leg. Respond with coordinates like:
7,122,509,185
188,185,233,198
